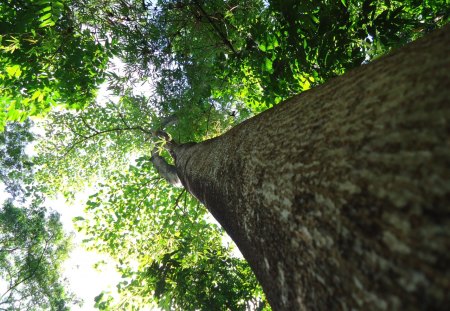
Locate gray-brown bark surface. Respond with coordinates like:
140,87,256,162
173,25,450,310
150,150,182,187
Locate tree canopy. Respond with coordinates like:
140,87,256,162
0,0,109,130
0,0,448,310
0,122,76,310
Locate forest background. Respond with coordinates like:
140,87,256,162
0,0,448,310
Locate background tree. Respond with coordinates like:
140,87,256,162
0,199,75,311
80,165,266,310
0,122,34,198
0,122,77,310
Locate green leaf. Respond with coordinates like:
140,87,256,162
5,65,22,78
258,43,267,52
73,216,85,222
6,109,20,121
38,19,55,28
38,12,52,22
38,92,45,103
31,90,41,101
263,58,273,72
53,1,64,9
38,6,52,14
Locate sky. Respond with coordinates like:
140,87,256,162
0,186,121,310
49,193,121,311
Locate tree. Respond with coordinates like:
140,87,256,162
0,122,77,310
0,199,75,311
23,1,448,309
75,162,268,310
0,121,34,198
157,25,448,310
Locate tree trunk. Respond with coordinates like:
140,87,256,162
173,26,450,310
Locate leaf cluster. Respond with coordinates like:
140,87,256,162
75,157,268,310
0,122,77,310
18,1,449,310
0,0,110,130
0,121,34,198
71,0,449,117
0,200,75,311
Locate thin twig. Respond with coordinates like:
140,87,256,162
193,0,237,55
79,114,100,134
173,189,186,208
205,103,213,136
61,126,152,158
0,235,53,301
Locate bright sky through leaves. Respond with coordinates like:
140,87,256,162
1,0,448,310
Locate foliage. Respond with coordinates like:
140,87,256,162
35,87,236,195
72,0,449,116
75,157,268,310
34,89,266,308
0,0,110,130
0,121,34,198
0,200,75,311
0,123,76,310
16,0,449,310
35,96,154,196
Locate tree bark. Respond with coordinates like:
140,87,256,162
173,25,450,310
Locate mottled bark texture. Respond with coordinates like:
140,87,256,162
150,150,182,187
174,26,450,310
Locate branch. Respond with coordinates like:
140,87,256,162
150,149,182,187
205,103,213,136
0,235,53,302
61,125,152,158
193,0,237,55
79,114,100,134
65,122,88,140
173,189,186,208
159,114,178,129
